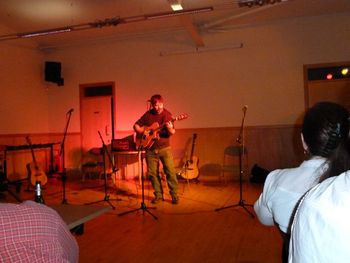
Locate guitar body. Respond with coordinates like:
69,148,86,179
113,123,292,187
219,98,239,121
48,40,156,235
180,133,200,180
181,156,199,180
135,122,160,149
135,113,188,150
25,136,48,186
27,162,48,186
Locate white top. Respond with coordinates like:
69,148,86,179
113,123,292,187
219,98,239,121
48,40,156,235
289,171,350,263
254,159,326,233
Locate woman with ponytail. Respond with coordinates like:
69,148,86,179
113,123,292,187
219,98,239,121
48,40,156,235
289,102,350,263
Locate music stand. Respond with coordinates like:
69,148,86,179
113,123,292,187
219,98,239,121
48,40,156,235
118,145,158,220
215,106,254,218
85,131,120,209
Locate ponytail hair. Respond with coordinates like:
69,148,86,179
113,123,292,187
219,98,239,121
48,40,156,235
302,102,350,182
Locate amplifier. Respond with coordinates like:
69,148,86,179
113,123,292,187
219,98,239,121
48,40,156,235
112,134,136,152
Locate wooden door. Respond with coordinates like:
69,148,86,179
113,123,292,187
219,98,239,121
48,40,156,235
307,80,350,111
80,83,115,152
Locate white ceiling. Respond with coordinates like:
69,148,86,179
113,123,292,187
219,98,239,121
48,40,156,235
0,0,349,49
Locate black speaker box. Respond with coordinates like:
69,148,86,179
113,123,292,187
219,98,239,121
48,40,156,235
45,61,64,85
250,164,270,184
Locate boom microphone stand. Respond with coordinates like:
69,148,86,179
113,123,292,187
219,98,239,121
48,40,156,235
215,106,254,218
59,108,74,204
118,144,158,220
85,131,120,209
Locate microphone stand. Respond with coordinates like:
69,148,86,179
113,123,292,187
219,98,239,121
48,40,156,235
1,153,22,202
118,144,158,220
85,131,120,209
215,106,254,218
59,109,73,204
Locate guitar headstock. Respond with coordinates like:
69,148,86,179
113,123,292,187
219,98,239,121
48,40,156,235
173,113,188,121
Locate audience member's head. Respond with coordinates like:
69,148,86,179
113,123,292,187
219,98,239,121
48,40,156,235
301,101,350,181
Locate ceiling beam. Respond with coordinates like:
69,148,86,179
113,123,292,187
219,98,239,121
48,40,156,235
179,16,205,47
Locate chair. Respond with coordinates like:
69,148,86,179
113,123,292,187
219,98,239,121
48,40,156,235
81,148,104,182
221,145,248,183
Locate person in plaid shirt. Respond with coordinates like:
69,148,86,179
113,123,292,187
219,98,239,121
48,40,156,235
0,200,78,262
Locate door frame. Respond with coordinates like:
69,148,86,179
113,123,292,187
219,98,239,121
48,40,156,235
304,61,350,110
79,81,116,151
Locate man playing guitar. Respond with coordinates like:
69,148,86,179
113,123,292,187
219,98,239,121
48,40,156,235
134,94,179,204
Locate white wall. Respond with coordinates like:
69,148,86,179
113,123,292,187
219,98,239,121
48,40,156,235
0,41,48,134
1,12,349,134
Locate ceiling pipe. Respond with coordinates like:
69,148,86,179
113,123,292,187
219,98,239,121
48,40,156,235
201,1,287,29
0,7,214,42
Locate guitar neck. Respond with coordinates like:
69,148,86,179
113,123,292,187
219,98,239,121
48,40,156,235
30,150,38,165
137,113,188,150
189,134,197,160
150,116,181,132
26,136,38,165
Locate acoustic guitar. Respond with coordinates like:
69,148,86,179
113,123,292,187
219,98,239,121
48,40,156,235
180,133,199,180
135,113,188,149
25,136,48,186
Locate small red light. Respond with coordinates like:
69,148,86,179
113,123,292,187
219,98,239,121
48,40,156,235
326,73,333,80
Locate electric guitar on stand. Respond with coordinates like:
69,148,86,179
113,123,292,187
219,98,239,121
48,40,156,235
25,136,48,187
135,113,188,149
180,133,199,181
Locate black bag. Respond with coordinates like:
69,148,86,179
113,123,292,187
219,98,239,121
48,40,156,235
250,164,270,184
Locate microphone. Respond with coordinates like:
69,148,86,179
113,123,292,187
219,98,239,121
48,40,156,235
67,108,74,114
242,105,248,113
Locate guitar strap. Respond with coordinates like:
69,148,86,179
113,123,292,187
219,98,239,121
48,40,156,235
158,115,167,136
161,115,166,126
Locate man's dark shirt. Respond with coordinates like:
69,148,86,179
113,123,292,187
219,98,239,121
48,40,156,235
135,108,173,149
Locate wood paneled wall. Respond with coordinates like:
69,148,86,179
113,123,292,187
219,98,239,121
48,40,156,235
0,133,81,181
0,125,304,181
171,125,304,178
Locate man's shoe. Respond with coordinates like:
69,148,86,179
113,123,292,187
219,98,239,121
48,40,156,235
171,196,179,205
151,196,162,204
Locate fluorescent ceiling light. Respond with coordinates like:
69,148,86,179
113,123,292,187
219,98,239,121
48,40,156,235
169,0,183,11
19,27,72,38
146,7,213,20
171,4,183,11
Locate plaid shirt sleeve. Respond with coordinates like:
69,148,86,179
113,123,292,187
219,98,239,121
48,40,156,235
0,201,79,262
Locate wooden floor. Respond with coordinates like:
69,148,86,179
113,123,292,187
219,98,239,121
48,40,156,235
1,173,282,263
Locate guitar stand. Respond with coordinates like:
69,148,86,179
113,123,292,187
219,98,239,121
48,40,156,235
215,107,254,218
0,177,22,203
25,164,33,192
85,131,120,209
118,146,158,220
0,154,22,202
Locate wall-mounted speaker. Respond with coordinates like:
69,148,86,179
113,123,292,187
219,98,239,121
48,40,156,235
45,61,64,86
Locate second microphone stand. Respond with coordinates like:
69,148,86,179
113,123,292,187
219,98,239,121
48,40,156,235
118,145,157,220
59,109,73,204
215,107,254,218
85,131,120,209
